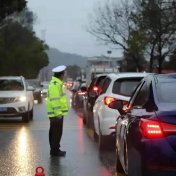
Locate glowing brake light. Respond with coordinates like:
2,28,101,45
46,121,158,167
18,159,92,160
93,86,101,92
140,119,163,139
78,92,85,95
140,119,176,139
104,97,116,105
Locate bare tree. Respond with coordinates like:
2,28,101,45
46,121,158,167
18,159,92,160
133,0,176,73
87,0,143,71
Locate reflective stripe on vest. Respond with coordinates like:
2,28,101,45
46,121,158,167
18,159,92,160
48,112,54,115
50,97,60,101
53,106,61,110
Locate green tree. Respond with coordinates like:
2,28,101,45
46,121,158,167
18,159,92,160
0,0,27,23
0,22,49,78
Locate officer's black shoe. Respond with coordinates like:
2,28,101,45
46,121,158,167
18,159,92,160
58,150,66,157
50,150,66,157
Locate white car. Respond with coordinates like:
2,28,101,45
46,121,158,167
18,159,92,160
93,72,148,150
0,76,34,122
42,83,49,97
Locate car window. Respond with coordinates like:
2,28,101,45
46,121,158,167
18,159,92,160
112,78,142,97
0,79,24,91
132,82,149,107
88,78,96,91
95,76,106,89
101,78,111,94
127,80,144,106
156,82,176,103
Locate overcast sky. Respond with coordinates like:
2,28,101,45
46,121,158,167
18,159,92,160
27,0,122,57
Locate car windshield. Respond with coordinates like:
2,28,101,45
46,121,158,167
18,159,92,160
43,84,49,89
0,79,24,91
113,78,143,97
156,82,176,103
28,81,40,88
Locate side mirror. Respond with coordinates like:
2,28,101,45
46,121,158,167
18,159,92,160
108,100,126,115
108,100,123,110
27,86,34,91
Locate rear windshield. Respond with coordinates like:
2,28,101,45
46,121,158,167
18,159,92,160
156,82,176,103
0,79,24,91
73,83,80,91
112,78,142,97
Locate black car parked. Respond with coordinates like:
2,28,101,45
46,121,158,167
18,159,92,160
71,83,87,109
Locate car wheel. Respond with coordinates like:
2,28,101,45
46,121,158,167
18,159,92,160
38,97,42,104
30,108,33,120
116,145,124,173
22,112,30,123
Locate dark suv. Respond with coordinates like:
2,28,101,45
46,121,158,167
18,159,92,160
83,74,106,127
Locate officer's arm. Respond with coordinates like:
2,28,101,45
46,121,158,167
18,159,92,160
49,85,62,117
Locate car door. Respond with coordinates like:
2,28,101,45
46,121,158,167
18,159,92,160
118,81,149,167
25,80,34,110
94,77,111,134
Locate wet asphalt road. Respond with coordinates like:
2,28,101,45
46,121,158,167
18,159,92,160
0,91,125,176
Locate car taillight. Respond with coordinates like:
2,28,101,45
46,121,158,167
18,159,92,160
160,123,176,136
93,86,101,92
78,92,85,95
140,119,176,139
140,119,163,139
109,126,116,129
104,97,116,105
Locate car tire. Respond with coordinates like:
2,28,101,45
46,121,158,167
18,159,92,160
22,112,30,123
38,97,42,104
30,108,33,120
116,146,124,173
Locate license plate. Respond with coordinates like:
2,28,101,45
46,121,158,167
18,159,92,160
0,107,7,112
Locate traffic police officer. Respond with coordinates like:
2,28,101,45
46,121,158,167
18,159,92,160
47,65,69,156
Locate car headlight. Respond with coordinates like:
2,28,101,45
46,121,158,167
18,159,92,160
18,96,27,102
41,91,43,94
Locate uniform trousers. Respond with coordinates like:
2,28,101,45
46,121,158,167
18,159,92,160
49,116,63,153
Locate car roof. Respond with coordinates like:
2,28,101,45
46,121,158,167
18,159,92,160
154,73,176,83
95,74,107,78
107,72,149,80
0,76,22,80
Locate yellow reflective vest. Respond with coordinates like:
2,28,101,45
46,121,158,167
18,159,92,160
47,76,69,118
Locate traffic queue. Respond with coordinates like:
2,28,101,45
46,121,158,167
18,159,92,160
68,73,176,176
